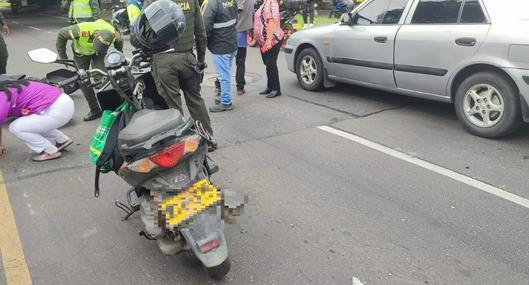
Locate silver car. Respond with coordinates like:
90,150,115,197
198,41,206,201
285,0,529,138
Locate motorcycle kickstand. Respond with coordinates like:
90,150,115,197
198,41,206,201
114,187,141,221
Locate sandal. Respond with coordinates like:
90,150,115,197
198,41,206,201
31,151,61,162
56,139,74,152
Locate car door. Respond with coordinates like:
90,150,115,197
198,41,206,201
394,0,491,97
328,0,411,88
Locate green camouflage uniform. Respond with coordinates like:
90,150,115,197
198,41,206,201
0,12,8,75
56,23,123,111
144,0,213,135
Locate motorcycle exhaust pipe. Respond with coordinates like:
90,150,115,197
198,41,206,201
157,235,185,255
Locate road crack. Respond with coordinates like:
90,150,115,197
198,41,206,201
3,163,93,183
285,93,409,118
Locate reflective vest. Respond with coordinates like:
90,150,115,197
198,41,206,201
200,0,208,14
73,20,115,56
69,0,93,21
127,0,142,24
127,5,141,24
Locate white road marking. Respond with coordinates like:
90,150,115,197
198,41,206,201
318,126,529,209
27,26,40,31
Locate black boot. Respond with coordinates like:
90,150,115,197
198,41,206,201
266,90,282,98
259,88,272,95
84,109,102,121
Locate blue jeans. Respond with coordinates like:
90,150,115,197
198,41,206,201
213,52,237,105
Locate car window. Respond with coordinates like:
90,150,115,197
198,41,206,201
354,0,409,25
460,0,486,23
411,0,463,24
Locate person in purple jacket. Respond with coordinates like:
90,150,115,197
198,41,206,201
0,80,75,161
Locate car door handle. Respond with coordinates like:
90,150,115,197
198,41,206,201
374,36,388,43
455,37,477,47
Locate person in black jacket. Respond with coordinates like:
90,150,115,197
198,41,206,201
203,0,238,112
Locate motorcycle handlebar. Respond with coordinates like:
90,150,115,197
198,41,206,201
128,48,174,69
55,59,78,69
58,74,80,88
86,68,108,77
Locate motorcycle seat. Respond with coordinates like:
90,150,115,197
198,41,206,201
118,108,185,148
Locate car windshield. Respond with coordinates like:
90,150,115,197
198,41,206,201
484,0,529,21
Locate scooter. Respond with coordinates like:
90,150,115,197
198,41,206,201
280,0,305,47
27,48,246,280
279,0,319,47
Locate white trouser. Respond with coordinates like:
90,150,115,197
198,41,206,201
9,94,75,153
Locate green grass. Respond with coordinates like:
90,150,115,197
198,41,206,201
294,14,339,27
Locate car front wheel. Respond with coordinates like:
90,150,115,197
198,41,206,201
296,48,324,91
454,71,521,138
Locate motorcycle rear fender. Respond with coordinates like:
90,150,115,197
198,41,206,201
180,206,228,268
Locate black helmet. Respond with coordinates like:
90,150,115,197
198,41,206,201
131,0,186,54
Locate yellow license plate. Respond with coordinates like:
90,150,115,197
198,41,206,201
160,179,220,226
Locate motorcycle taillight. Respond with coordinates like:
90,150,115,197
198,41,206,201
127,135,200,173
149,142,185,168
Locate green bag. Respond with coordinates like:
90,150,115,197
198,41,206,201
88,103,129,168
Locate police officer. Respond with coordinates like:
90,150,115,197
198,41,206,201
127,0,143,24
56,19,123,121
143,0,214,139
61,0,101,25
0,12,10,75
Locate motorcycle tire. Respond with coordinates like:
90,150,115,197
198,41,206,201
207,257,231,280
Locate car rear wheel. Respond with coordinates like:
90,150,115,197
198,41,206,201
454,71,521,138
296,48,324,91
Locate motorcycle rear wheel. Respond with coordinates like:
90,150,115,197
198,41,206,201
207,257,231,280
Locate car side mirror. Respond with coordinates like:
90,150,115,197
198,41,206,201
340,12,356,25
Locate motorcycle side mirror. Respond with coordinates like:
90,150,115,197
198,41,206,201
28,48,58,64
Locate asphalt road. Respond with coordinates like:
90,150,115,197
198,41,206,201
2,10,529,285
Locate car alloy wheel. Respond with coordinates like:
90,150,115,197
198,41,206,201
299,55,318,86
463,84,505,128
